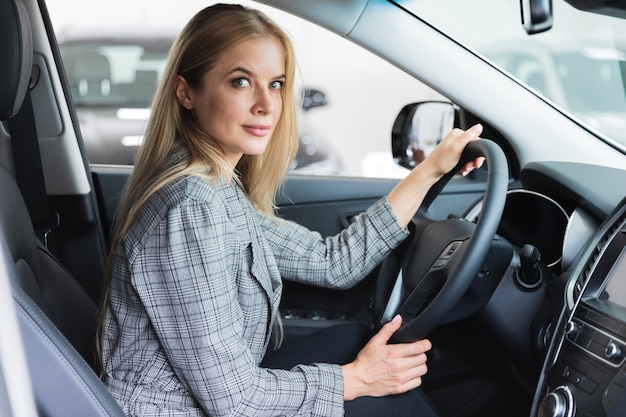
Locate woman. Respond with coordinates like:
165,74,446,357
99,3,484,416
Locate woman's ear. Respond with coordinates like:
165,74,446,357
175,75,194,109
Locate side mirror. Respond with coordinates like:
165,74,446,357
302,88,328,111
391,101,457,170
520,0,553,35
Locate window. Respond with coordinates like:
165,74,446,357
50,0,441,177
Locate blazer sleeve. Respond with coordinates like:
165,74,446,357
130,198,344,417
260,196,410,288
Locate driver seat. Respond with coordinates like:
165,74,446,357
0,0,124,415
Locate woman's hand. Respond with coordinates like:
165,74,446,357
388,124,484,227
341,315,432,401
422,124,485,178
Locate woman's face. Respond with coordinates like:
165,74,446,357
176,37,286,168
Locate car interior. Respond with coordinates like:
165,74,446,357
1,0,626,416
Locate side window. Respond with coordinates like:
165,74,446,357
49,1,443,178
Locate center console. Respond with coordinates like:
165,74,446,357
532,200,626,417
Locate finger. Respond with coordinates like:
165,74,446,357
456,124,482,153
460,161,475,176
371,314,403,345
388,372,426,395
403,372,426,389
391,338,432,357
443,124,481,149
391,359,430,391
396,352,430,371
415,338,432,354
395,360,429,381
442,124,482,165
467,123,483,138
460,156,485,176
382,341,432,367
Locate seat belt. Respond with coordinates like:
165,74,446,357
8,89,60,252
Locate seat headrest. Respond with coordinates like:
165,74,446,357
0,0,33,120
66,52,111,81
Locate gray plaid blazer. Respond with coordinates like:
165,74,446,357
102,174,408,417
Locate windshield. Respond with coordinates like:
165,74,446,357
395,0,626,149
59,39,171,107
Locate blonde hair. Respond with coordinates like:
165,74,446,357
97,3,298,370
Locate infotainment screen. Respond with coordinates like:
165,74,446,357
601,245,626,309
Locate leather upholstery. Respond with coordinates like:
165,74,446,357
0,159,100,365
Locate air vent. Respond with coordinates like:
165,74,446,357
574,213,626,300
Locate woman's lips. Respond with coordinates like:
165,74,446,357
243,125,271,137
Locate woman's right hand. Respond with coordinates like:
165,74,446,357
341,315,432,401
387,124,484,228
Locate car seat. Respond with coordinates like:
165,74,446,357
0,0,125,415
130,69,159,104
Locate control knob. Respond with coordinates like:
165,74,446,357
538,386,574,417
605,340,622,360
564,321,579,339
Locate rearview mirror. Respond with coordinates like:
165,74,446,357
520,0,553,34
392,101,457,170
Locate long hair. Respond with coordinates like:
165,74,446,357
97,3,298,371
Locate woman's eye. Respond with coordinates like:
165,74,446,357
270,80,284,90
232,78,251,88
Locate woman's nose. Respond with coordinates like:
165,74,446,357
252,88,275,114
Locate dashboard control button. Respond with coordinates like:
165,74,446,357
578,377,598,394
565,321,579,338
538,386,574,417
562,367,598,394
605,340,622,360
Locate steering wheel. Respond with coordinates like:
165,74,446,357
380,139,509,343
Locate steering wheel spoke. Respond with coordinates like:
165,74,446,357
398,269,445,323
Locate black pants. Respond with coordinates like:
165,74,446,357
261,322,440,417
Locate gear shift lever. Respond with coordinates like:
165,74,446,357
517,244,543,289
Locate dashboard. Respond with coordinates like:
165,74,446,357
532,196,626,417
465,161,626,417
508,162,626,417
